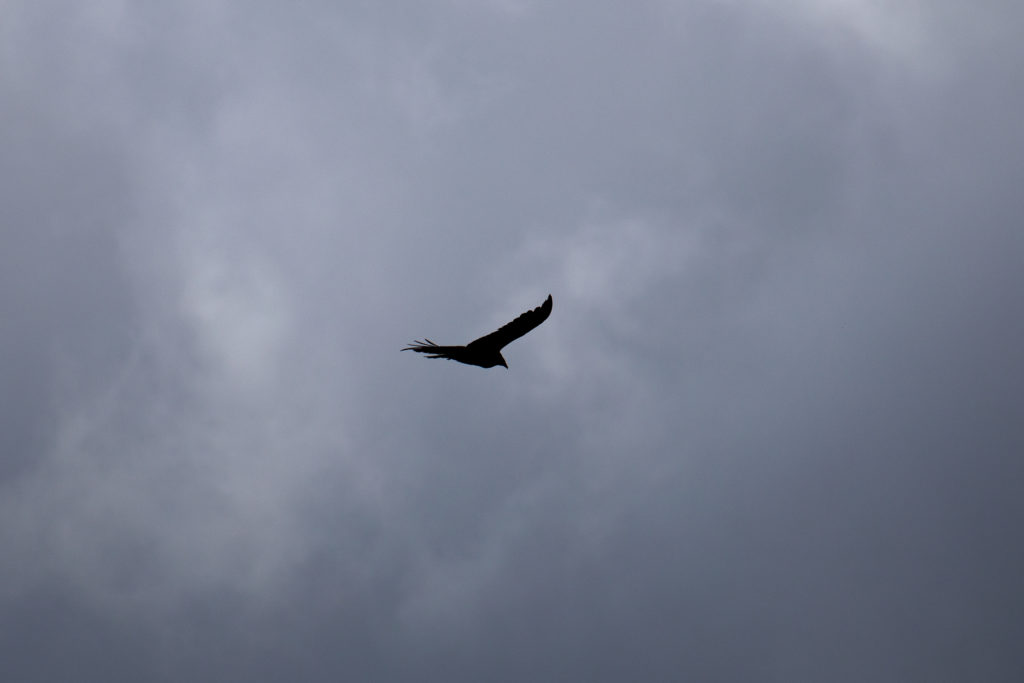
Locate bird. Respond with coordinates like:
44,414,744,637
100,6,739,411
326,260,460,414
402,294,553,369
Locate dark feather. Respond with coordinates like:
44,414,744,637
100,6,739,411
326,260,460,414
467,294,553,351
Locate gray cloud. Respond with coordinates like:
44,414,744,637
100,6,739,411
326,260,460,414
2,1,1022,681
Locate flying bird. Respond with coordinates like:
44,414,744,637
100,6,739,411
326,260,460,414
402,294,553,369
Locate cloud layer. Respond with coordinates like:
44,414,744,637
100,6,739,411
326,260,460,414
3,1,1023,680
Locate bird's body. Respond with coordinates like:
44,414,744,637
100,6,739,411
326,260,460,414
403,294,553,369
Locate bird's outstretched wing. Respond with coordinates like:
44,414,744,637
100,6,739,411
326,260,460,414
468,294,553,351
401,339,465,359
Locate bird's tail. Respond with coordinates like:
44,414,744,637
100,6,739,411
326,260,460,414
401,339,462,359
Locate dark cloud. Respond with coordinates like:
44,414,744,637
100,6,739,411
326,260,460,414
2,1,1022,681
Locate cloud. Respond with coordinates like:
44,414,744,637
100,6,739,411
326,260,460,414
2,0,1022,680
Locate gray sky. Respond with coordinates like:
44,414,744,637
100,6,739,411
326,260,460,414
2,1,1023,680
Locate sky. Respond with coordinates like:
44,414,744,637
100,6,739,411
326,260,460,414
2,1,1023,680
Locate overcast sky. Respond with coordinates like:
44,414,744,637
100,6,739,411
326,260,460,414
2,1,1023,681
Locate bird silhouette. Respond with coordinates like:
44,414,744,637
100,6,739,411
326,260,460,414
402,294,553,368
